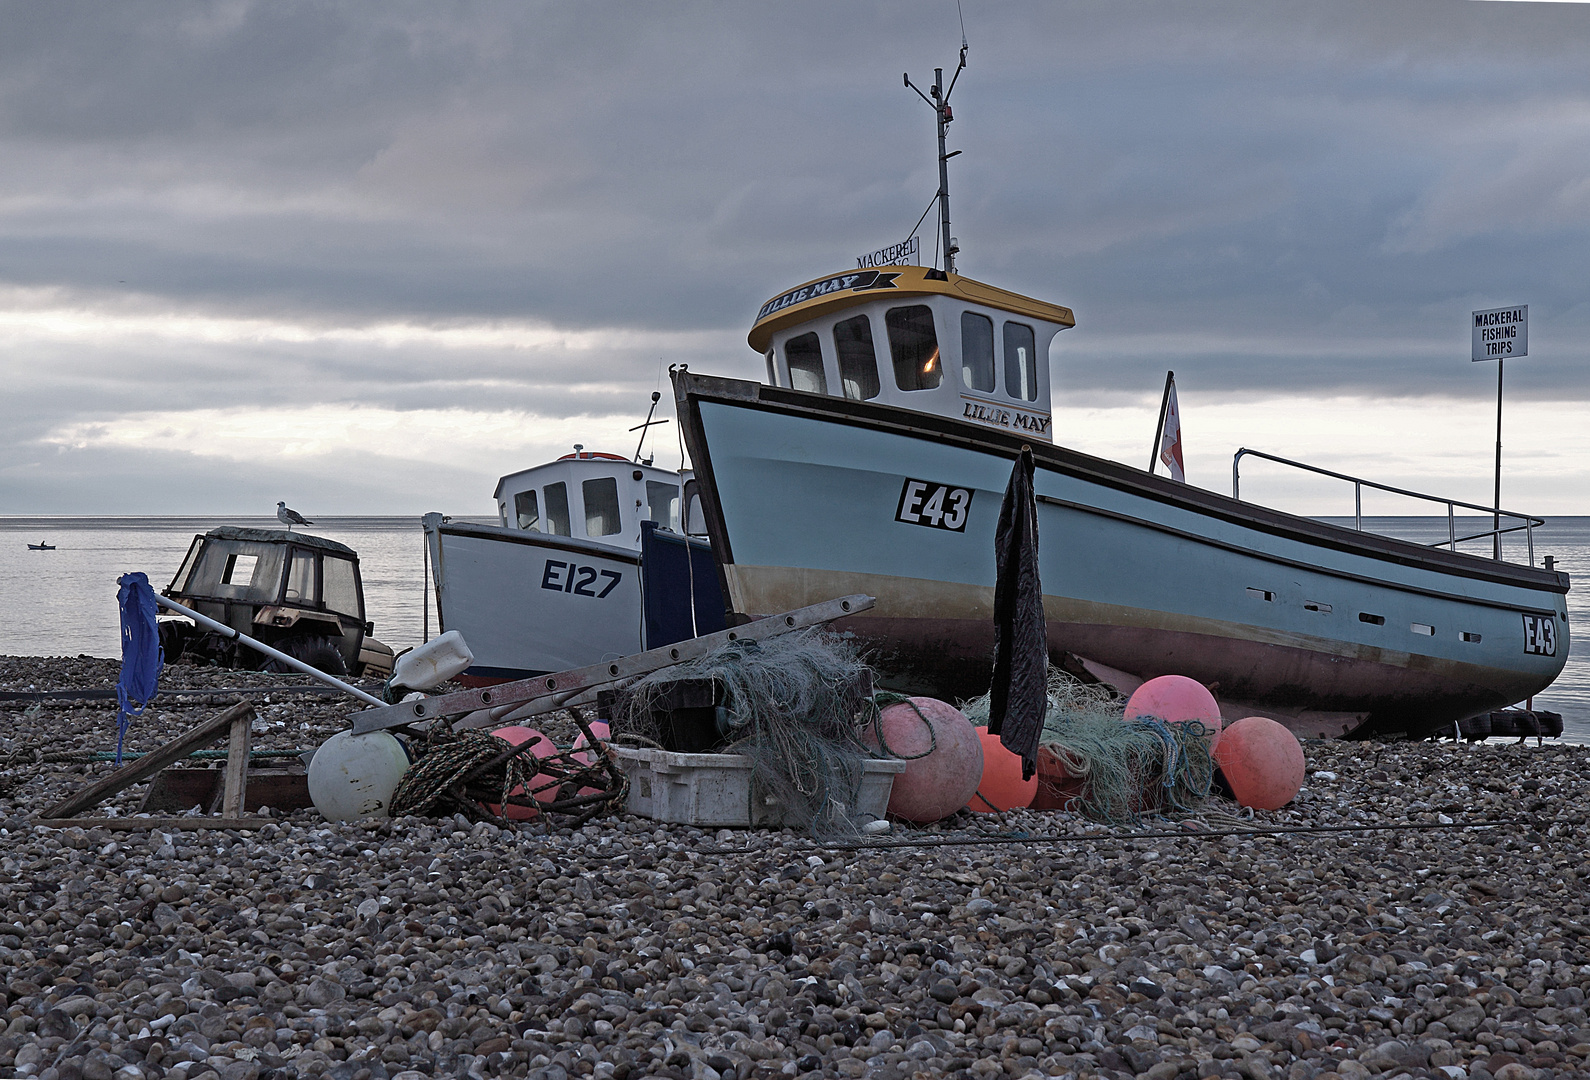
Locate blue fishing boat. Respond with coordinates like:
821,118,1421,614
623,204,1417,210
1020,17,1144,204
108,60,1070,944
423,448,721,685
669,57,1569,740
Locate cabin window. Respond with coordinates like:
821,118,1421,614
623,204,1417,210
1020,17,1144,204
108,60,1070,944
765,349,778,387
784,332,827,394
172,538,205,593
543,483,572,536
886,305,942,391
960,311,995,392
223,553,260,588
514,489,541,532
683,479,708,536
583,477,622,537
646,480,681,531
833,314,880,400
284,550,315,603
323,557,361,618
1004,321,1037,401
192,542,284,603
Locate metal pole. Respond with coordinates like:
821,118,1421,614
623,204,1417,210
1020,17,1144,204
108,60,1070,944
422,537,430,644
1493,359,1504,561
1354,483,1362,533
1448,504,1456,551
934,68,954,275
154,594,385,708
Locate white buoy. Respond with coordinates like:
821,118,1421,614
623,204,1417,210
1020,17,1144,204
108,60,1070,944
307,730,411,820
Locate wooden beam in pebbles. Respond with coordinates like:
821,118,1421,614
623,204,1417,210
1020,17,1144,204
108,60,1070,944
36,700,255,820
32,816,268,830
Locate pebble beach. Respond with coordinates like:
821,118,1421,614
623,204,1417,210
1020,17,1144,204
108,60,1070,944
2,656,1588,1080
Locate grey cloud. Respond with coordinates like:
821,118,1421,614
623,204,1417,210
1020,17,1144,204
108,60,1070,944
3,0,1590,511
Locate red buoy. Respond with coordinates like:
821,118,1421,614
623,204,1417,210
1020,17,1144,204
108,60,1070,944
1124,675,1223,746
1213,716,1305,810
863,697,983,823
1029,746,1086,810
970,728,1038,812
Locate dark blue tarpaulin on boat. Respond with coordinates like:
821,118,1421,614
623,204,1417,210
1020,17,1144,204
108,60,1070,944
640,520,726,648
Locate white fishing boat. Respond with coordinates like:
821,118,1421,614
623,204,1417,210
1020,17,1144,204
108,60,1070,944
669,53,1571,739
423,447,719,685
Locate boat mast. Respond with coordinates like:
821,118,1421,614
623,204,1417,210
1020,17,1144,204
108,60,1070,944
906,35,967,275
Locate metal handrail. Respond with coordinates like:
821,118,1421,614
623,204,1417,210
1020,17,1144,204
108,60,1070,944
1232,447,1544,566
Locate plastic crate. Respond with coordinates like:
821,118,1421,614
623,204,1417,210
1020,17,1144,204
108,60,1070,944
610,745,907,828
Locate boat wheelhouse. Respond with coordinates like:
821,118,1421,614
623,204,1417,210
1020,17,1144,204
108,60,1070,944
491,450,685,541
751,265,1073,442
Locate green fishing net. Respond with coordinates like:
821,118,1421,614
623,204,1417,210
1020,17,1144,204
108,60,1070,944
613,629,879,837
962,667,1214,824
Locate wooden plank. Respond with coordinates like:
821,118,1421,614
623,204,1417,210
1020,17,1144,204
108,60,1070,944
350,594,875,735
139,768,312,814
39,701,255,819
220,710,252,819
32,817,268,831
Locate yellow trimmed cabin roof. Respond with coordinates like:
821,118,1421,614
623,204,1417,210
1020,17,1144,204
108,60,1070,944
748,265,1075,354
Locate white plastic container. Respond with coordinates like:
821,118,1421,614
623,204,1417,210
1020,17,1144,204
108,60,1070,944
391,630,474,691
611,745,906,828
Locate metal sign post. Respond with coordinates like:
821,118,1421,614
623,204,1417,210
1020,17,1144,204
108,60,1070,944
1472,305,1528,560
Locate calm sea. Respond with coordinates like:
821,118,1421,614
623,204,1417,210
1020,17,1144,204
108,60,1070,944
1,515,1586,739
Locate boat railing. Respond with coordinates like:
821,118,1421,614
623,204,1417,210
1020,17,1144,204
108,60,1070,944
1231,448,1545,566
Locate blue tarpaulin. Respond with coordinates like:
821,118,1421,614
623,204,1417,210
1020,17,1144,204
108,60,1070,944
116,572,164,764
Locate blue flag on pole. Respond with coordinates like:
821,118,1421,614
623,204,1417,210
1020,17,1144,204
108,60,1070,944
116,572,164,765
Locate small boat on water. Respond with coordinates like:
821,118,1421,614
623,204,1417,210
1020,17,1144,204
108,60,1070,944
669,58,1571,740
27,541,55,550
423,447,721,686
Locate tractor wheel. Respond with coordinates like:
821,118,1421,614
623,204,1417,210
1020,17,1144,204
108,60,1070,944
265,634,349,677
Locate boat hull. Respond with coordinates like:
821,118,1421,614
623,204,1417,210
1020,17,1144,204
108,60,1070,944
674,373,1571,739
424,518,643,684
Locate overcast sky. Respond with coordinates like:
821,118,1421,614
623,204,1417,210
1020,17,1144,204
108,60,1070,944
2,0,1588,517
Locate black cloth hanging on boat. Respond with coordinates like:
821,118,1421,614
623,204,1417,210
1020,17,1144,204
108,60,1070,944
988,445,1047,780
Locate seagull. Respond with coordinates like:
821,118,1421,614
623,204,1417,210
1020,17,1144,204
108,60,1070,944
276,501,313,530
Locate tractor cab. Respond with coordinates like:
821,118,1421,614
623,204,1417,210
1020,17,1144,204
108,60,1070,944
161,526,394,677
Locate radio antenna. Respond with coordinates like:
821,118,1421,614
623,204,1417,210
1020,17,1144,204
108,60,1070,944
904,30,969,275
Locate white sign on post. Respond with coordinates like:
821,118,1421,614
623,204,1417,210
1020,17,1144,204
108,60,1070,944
1472,305,1528,362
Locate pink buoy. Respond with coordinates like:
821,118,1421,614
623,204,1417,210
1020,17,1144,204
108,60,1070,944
970,728,1038,813
485,725,557,819
862,697,983,823
1213,716,1305,810
1124,675,1223,746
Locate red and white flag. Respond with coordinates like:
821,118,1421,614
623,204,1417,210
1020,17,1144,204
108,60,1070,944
1158,375,1185,482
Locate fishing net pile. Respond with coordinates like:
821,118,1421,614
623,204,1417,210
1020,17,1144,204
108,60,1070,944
962,667,1214,824
613,629,879,838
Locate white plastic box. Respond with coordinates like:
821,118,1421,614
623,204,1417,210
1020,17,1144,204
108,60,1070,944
610,745,907,828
